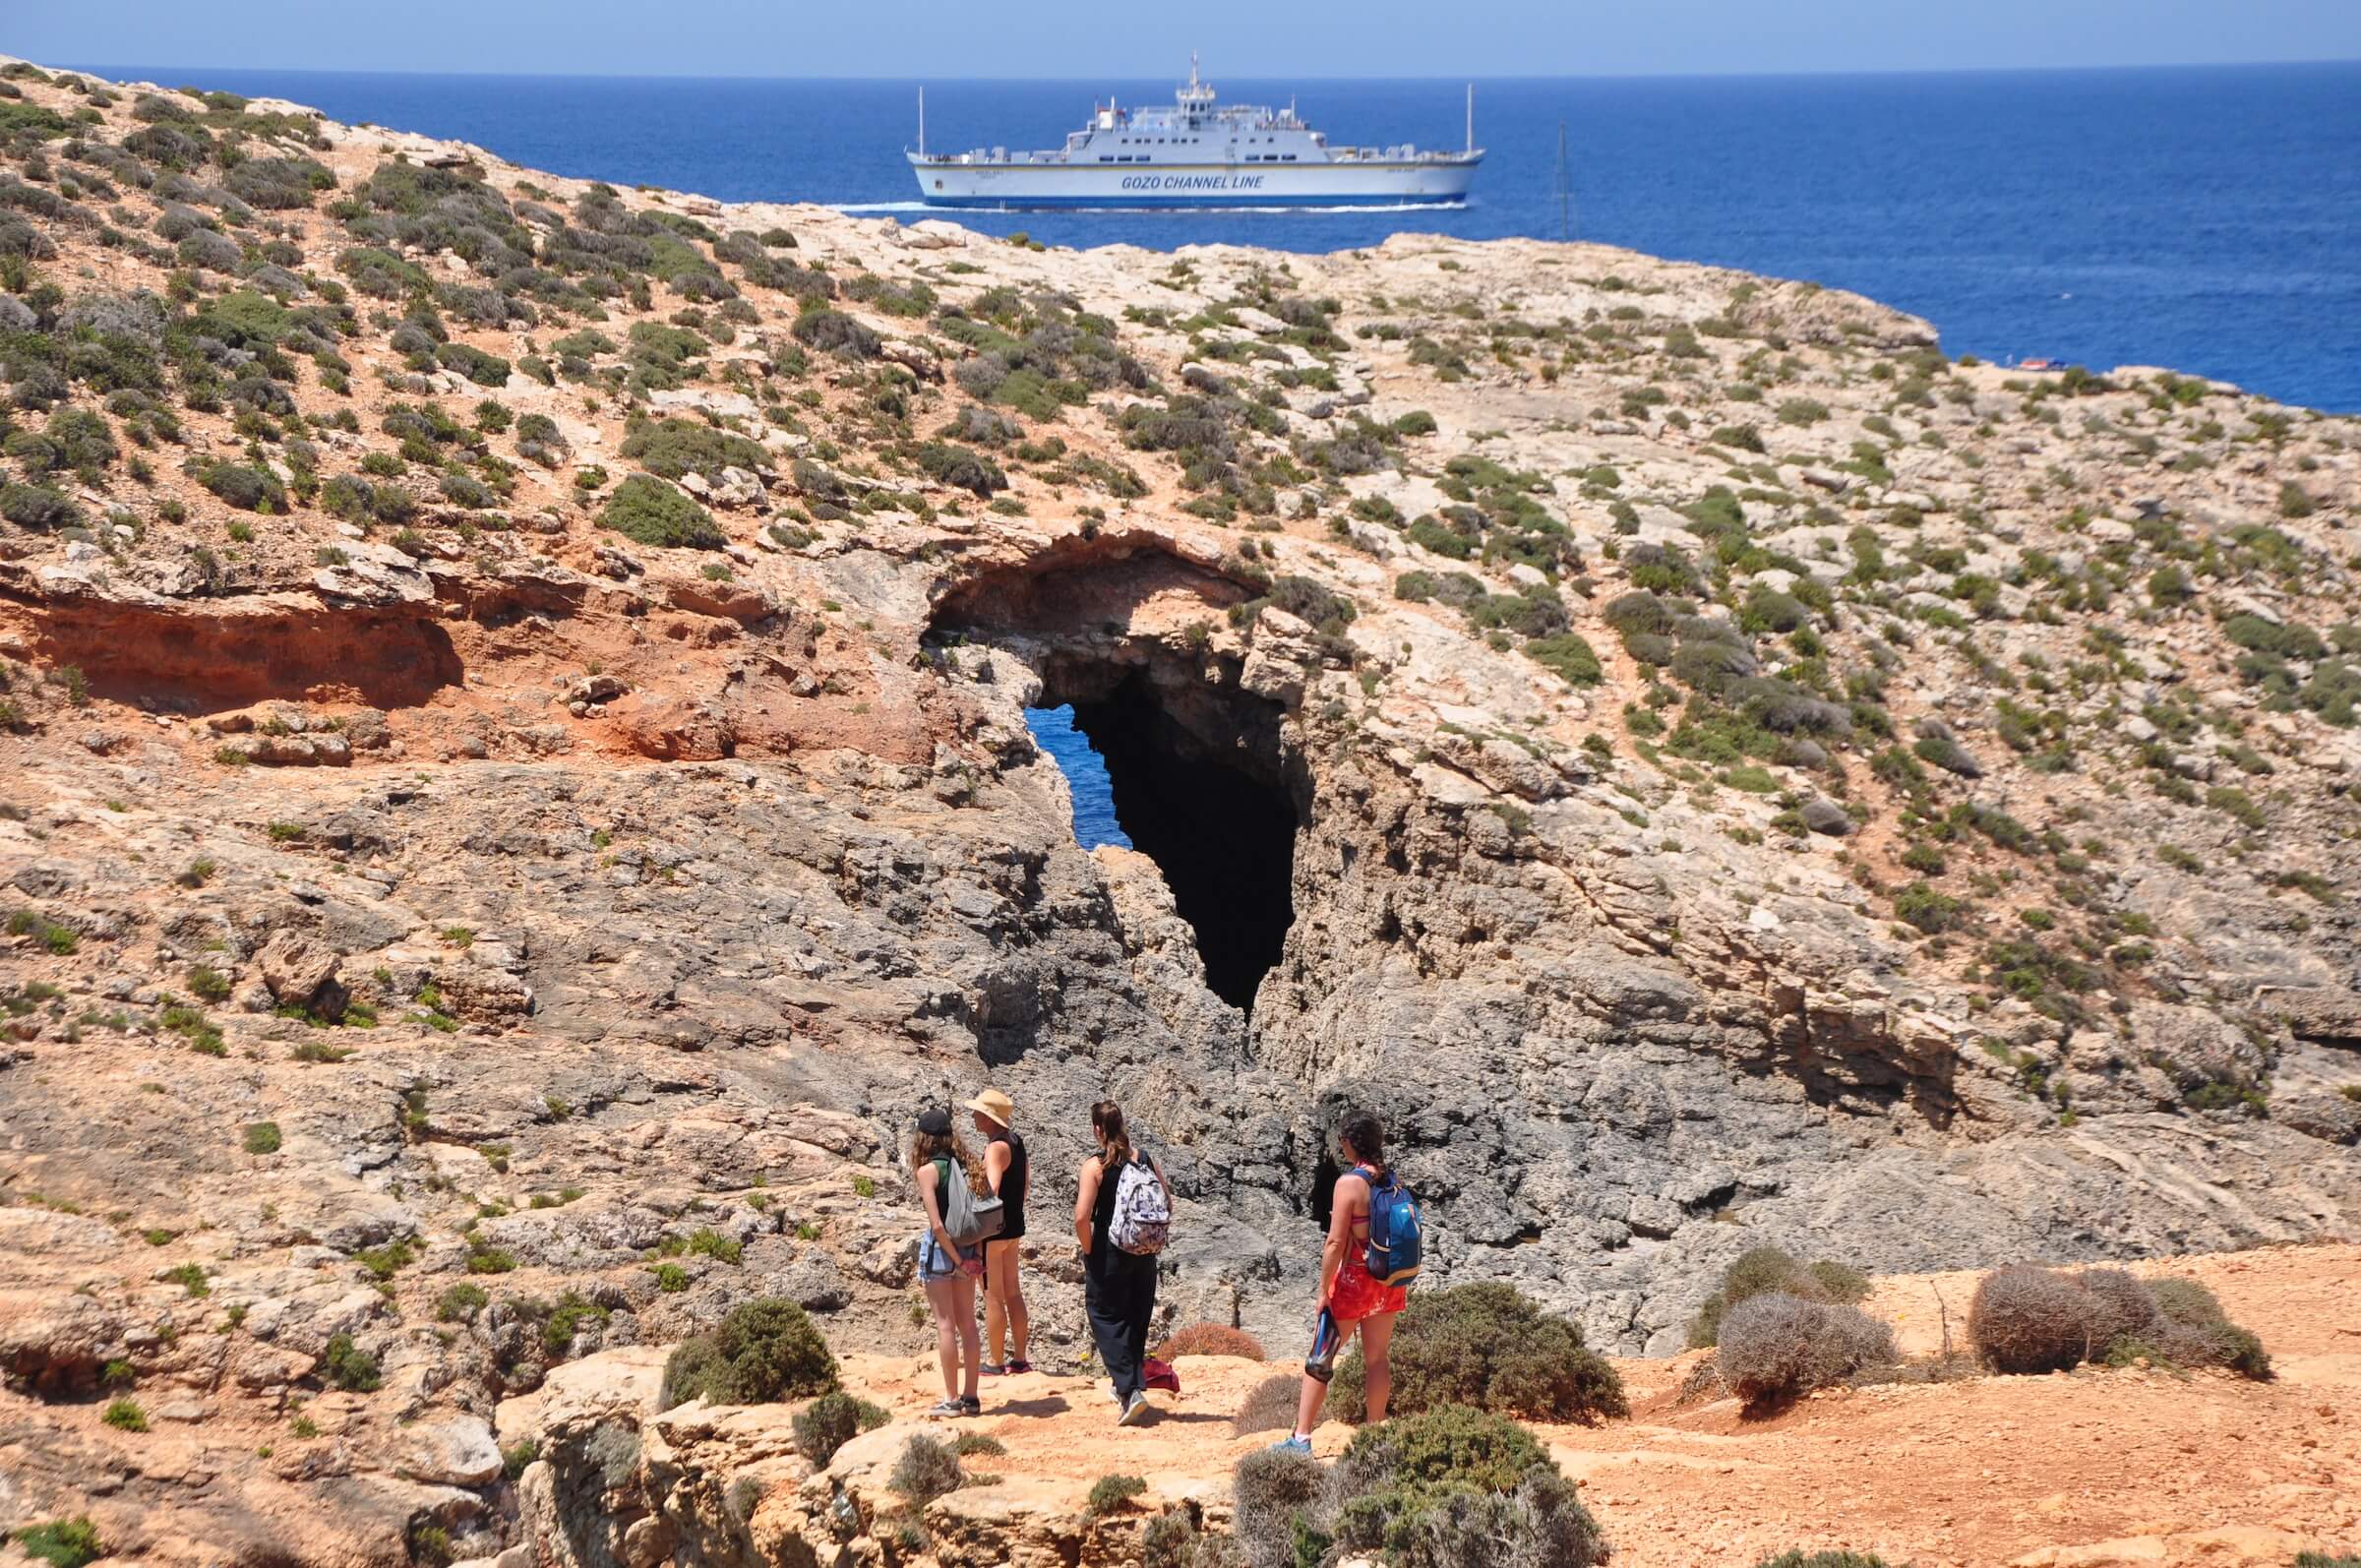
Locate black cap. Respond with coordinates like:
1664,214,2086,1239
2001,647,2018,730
916,1107,952,1136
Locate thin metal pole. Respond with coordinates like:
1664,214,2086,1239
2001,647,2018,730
1557,120,1568,240
919,86,926,157
1465,83,1474,154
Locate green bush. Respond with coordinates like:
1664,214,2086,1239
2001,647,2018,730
914,441,1008,498
888,1432,961,1503
1754,1554,1894,1568
13,1518,102,1568
102,1397,148,1431
2147,1277,2272,1380
1234,1372,1301,1437
1086,1474,1148,1516
243,1121,282,1154
1331,1406,1608,1568
621,417,766,481
197,460,286,513
659,1297,838,1410
1688,1247,1870,1347
1325,1283,1625,1426
1523,633,1603,686
436,1283,488,1322
792,1388,890,1467
324,1332,382,1392
600,474,725,550
0,482,84,530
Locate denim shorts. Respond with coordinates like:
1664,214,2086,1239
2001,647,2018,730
918,1231,979,1280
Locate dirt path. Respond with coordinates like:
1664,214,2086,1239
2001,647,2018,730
838,1242,2361,1566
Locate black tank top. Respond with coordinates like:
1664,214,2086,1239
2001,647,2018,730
991,1129,1027,1238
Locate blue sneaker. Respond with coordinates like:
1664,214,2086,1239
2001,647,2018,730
1268,1433,1312,1456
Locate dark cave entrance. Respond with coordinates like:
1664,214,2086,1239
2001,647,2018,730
1058,669,1300,1012
928,532,1306,1017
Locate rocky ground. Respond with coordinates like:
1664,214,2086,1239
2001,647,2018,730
0,55,2358,1567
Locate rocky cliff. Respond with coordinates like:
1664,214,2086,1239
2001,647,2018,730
0,56,2356,1567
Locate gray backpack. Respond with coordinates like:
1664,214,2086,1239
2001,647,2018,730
935,1157,1004,1245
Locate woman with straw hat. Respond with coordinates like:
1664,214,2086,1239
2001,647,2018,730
966,1087,1032,1376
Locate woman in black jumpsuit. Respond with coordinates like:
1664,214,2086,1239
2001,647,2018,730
1072,1099,1164,1426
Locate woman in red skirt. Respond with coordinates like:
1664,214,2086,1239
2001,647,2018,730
1271,1110,1407,1453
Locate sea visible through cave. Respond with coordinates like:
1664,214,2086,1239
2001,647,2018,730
1023,703,1130,851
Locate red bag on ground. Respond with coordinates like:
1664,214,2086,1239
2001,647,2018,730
1142,1357,1180,1394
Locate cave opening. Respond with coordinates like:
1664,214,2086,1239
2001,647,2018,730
931,535,1304,1016
1058,670,1299,1012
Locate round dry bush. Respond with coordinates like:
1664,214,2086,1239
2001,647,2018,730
1690,1245,1865,1347
1230,1445,1329,1568
791,1389,887,1468
2076,1267,2160,1350
888,1432,961,1505
1968,1265,2094,1374
1233,1372,1301,1437
1154,1323,1266,1361
1326,1282,1626,1426
1716,1294,1896,1414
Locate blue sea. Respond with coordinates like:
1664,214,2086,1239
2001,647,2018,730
82,62,2361,845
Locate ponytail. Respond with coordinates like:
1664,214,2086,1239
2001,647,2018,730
1091,1100,1133,1169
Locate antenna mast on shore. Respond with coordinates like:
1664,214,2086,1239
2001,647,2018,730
1556,119,1571,240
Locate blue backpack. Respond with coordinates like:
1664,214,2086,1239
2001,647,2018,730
1358,1165,1423,1287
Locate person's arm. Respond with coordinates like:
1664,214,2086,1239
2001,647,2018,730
1073,1155,1102,1254
1316,1171,1364,1307
985,1140,1012,1197
918,1163,958,1255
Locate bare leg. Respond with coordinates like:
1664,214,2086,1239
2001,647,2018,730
985,1239,1030,1363
1294,1318,1359,1438
1358,1311,1396,1424
925,1275,962,1401
951,1274,982,1400
983,1245,1007,1366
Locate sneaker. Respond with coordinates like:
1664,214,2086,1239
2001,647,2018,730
958,1395,981,1417
925,1399,964,1417
1268,1433,1312,1456
1118,1390,1151,1427
977,1363,1009,1377
1004,1358,1034,1374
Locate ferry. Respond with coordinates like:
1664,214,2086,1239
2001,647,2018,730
909,57,1483,211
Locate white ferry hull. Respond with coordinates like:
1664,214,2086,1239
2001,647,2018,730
910,156,1478,210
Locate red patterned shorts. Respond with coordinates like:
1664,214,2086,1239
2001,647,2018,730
1330,1256,1409,1324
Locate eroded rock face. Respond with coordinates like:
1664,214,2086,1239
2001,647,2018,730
0,54,2357,1568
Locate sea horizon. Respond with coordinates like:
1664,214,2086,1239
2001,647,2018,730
59,57,2361,83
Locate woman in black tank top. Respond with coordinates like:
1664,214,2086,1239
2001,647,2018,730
968,1089,1032,1375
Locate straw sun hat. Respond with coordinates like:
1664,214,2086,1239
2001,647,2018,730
964,1088,1016,1128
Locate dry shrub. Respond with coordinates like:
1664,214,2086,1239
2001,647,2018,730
1233,1373,1301,1436
1230,1445,1329,1568
1716,1294,1897,1414
1155,1323,1267,1361
2075,1267,2160,1348
1688,1246,1870,1348
1969,1265,2270,1380
1968,1264,2095,1373
2145,1277,2271,1380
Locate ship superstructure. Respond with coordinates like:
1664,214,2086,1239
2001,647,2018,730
910,56,1482,210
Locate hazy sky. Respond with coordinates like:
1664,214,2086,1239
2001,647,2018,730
11,0,2361,78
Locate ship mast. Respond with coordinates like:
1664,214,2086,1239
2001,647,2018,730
918,86,926,157
1465,83,1474,155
